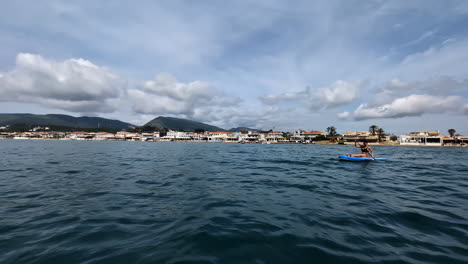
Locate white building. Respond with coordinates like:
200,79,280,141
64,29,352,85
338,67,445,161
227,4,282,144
399,131,442,146
291,130,324,142
207,131,233,142
342,131,379,142
94,132,115,140
265,131,285,143
162,130,193,141
238,131,259,142
69,131,92,140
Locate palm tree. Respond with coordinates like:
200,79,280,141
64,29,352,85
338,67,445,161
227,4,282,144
448,129,456,138
326,126,337,137
369,125,379,136
377,128,386,142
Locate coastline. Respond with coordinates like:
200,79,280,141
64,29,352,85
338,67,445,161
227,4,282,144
1,137,466,148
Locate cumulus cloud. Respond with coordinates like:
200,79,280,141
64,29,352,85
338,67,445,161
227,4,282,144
129,73,242,121
337,111,350,119
140,73,213,101
352,94,467,120
2,2,468,133
0,53,124,113
315,81,361,107
128,73,289,129
374,77,468,104
260,80,361,110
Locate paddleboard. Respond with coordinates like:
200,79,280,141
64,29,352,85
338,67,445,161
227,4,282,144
338,155,387,161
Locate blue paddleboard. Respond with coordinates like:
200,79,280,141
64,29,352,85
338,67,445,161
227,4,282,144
338,155,387,161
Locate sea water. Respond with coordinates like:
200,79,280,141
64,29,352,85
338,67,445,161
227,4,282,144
1,140,467,263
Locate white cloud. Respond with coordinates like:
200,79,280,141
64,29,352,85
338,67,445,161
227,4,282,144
337,111,350,119
1,2,468,133
0,53,124,113
391,39,468,80
128,73,290,129
129,73,243,123
141,73,214,101
315,80,361,107
352,94,467,120
399,30,436,48
371,76,468,107
260,80,361,110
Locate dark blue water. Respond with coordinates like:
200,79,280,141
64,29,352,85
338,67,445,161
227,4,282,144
1,140,467,264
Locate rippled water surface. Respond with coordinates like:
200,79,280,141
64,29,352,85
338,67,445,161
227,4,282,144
1,140,468,263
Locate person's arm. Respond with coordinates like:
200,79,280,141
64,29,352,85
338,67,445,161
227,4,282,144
368,146,375,159
354,140,360,148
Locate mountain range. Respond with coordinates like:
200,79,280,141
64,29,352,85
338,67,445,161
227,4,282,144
144,116,224,131
0,114,134,130
0,114,259,132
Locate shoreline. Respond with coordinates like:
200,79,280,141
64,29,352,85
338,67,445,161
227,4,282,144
1,138,466,148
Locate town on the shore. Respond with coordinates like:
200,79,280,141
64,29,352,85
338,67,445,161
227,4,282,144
0,125,466,147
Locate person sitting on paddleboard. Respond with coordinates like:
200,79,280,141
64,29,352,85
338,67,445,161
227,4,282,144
347,140,374,158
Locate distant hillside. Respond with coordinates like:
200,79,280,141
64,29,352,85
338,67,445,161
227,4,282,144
228,127,259,132
0,114,134,130
144,116,225,131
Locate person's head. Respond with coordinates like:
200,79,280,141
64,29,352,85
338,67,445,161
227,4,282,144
361,139,368,146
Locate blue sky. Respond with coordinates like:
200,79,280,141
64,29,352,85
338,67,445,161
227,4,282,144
1,0,468,135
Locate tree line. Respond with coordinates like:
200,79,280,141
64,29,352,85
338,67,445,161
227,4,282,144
322,125,393,142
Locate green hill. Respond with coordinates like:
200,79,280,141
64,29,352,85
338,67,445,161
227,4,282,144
0,114,134,130
144,116,225,131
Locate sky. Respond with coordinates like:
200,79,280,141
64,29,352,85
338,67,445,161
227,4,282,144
1,0,468,135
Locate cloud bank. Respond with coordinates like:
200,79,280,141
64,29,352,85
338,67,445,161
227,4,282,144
374,77,468,104
129,73,243,123
347,95,467,120
260,80,362,110
0,53,124,113
1,1,468,133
